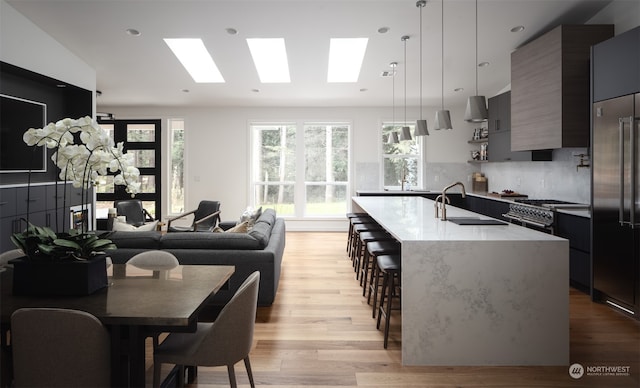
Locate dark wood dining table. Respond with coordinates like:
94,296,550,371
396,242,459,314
0,263,235,387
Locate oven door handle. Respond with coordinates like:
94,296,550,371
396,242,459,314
502,213,551,229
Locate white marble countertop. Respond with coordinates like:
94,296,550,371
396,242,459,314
352,196,566,242
355,190,592,218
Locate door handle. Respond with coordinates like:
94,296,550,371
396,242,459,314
619,116,640,228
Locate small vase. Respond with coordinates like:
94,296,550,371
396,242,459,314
10,256,109,296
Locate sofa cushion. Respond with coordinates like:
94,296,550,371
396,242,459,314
255,208,276,226
248,219,272,248
106,231,162,249
160,232,262,250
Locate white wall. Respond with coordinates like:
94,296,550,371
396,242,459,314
0,0,96,112
588,0,640,35
102,104,478,229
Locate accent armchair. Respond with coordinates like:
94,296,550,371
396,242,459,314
167,200,221,232
115,199,155,227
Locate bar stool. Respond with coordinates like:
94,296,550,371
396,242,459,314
365,240,400,317
356,231,395,291
346,213,368,252
375,254,401,349
351,223,386,272
347,216,375,258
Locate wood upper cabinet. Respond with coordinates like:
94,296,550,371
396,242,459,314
488,92,552,162
511,24,613,151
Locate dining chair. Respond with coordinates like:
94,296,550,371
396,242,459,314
10,307,111,387
115,199,155,227
127,250,179,270
127,251,180,348
167,200,221,232
153,271,260,388
0,249,24,267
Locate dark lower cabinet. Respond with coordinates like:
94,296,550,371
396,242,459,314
0,182,91,254
464,195,510,221
555,212,591,293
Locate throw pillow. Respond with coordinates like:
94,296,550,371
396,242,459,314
112,220,159,232
239,206,263,226
226,221,249,233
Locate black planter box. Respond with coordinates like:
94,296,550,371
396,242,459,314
10,256,109,296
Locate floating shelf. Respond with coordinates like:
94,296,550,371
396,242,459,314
468,139,488,144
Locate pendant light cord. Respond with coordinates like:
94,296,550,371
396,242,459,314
392,64,395,129
441,0,445,110
419,4,423,120
402,36,409,127
475,0,478,96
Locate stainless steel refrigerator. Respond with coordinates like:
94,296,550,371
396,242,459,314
592,93,640,317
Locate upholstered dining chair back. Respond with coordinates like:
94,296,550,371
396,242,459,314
11,308,111,387
115,199,154,227
127,250,179,270
0,249,24,267
153,271,260,388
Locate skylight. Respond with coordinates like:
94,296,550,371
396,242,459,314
246,38,291,83
164,38,225,83
327,38,368,83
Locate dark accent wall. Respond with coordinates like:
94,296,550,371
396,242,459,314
0,61,92,185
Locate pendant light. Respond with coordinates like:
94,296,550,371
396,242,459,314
400,35,412,141
415,0,429,136
387,62,400,144
434,0,453,130
464,0,488,122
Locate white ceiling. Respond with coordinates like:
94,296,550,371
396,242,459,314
6,0,613,108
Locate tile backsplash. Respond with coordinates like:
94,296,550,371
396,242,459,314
479,148,591,204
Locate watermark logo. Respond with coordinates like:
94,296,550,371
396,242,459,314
569,363,584,379
569,363,632,379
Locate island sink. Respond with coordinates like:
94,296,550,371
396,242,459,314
446,217,508,225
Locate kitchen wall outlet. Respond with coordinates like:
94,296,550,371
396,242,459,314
434,175,439,182
516,177,521,187
467,175,472,182
540,178,545,188
194,175,200,182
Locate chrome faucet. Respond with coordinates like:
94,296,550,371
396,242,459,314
434,194,450,218
438,181,466,220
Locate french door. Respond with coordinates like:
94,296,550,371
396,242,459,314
95,119,162,224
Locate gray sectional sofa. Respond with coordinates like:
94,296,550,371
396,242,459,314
103,209,285,306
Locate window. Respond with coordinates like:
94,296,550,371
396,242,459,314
382,123,422,190
251,122,350,217
95,119,162,223
168,119,185,214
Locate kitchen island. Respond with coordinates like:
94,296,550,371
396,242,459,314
352,195,569,366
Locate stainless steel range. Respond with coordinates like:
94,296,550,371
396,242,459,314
503,199,589,234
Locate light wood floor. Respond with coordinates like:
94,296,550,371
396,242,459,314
150,232,640,387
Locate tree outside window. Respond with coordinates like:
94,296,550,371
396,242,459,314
251,122,350,217
382,123,421,190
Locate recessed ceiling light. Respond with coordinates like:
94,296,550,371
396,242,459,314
377,27,390,34
510,25,525,33
327,38,368,83
454,87,464,92
126,28,141,36
164,38,225,83
246,38,291,83
226,28,238,35
478,61,490,67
